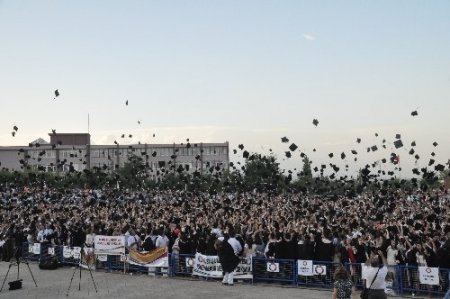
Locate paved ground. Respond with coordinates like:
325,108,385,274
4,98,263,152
0,262,336,299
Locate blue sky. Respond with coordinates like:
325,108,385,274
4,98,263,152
1,1,449,177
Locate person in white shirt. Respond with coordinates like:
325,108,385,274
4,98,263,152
365,250,388,299
155,228,169,248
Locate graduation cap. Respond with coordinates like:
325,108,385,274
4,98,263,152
233,149,237,154
313,166,319,172
300,152,305,158
125,100,128,106
381,158,387,163
137,120,141,124
114,140,118,145
289,143,298,151
238,144,244,150
432,142,438,147
54,89,60,98
375,133,379,137
412,168,420,175
415,154,420,160
285,151,292,158
367,147,371,152
312,119,319,127
435,164,445,172
351,149,358,155
431,152,435,157
153,133,155,137
393,140,403,149
409,149,415,155
328,153,334,158
13,125,18,132
411,110,418,116
395,134,401,139
128,134,133,138
152,151,157,157
121,134,125,138
281,137,289,143
341,152,346,160
313,148,316,152
411,141,416,147
332,165,340,172
243,151,249,159
428,159,435,166
371,145,378,152
11,132,16,137
356,138,361,144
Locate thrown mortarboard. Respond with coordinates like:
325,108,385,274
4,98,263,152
54,89,60,98
328,153,334,158
152,151,157,157
394,140,403,149
412,168,420,175
238,144,244,150
411,141,416,147
351,149,358,155
341,152,346,160
431,152,435,157
233,149,237,154
432,142,438,147
13,125,18,132
313,148,316,152
411,110,418,116
153,133,155,137
243,151,249,159
415,154,420,160
356,138,361,143
409,149,415,155
395,134,401,139
435,164,445,172
312,119,319,127
428,159,435,166
381,158,387,163
371,145,378,152
285,151,292,158
281,137,289,143
125,100,128,106
367,147,371,152
128,134,132,138
313,166,319,172
289,143,298,151
114,140,118,145
300,152,305,158
375,133,379,137
11,132,15,137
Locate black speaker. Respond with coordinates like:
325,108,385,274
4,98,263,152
8,279,22,290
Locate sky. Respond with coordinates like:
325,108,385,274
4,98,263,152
1,1,450,178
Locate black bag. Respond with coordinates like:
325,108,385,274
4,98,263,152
39,257,59,270
360,267,380,299
8,279,22,290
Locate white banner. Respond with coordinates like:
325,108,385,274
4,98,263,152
192,253,252,279
297,260,313,276
418,267,439,285
33,243,41,255
127,256,169,268
94,235,126,255
313,264,327,275
267,262,280,273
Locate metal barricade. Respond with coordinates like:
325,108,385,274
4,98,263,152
171,254,196,277
398,265,450,297
252,257,296,285
297,260,342,289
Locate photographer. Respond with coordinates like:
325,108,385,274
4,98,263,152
364,250,388,299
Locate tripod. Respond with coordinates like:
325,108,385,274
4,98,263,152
0,252,38,292
66,248,98,296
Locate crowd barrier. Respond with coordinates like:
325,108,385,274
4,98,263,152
13,243,450,297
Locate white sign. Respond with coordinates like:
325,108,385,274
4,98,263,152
48,247,55,256
418,267,439,285
97,254,107,262
361,264,369,280
186,257,195,267
28,244,34,253
63,246,72,258
33,243,41,255
73,247,81,259
94,235,126,255
297,260,314,276
192,253,252,279
313,264,327,276
267,262,280,273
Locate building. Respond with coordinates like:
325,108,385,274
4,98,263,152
0,133,229,177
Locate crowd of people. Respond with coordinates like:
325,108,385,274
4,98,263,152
1,185,449,268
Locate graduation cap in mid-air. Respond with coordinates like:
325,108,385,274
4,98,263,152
409,149,415,155
394,140,403,149
371,145,378,152
243,151,249,159
125,100,128,106
412,168,420,175
312,119,319,127
54,89,60,99
281,137,289,143
238,144,244,150
341,152,346,160
411,110,418,116
431,152,435,157
433,142,438,147
411,141,416,147
289,143,298,151
435,164,445,172
351,149,358,155
428,159,435,166
285,151,292,158
356,138,361,144
328,153,334,158
395,134,401,139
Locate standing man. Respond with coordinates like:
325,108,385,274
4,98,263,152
218,224,242,286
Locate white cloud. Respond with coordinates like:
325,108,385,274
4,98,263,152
302,33,316,41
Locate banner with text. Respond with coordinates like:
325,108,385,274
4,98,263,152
192,253,252,279
94,235,126,255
